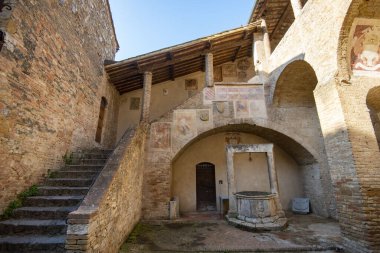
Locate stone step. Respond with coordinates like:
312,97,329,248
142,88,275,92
51,170,99,179
24,196,84,207
0,219,66,236
37,186,89,196
13,206,77,220
0,235,65,252
62,165,104,171
45,178,93,187
71,153,111,159
71,158,108,165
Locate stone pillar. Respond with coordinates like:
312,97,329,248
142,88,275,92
266,151,285,217
226,146,237,217
266,151,279,194
141,71,152,122
205,53,214,87
261,19,271,59
290,0,303,18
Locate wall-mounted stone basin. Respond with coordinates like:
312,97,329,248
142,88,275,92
227,191,287,231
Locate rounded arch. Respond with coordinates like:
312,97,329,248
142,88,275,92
172,121,319,166
366,86,380,148
272,60,318,107
336,0,380,79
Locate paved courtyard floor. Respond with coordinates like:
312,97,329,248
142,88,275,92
119,212,343,253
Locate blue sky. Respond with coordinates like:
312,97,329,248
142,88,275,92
109,0,255,60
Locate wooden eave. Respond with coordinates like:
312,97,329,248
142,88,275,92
248,0,308,49
105,22,261,94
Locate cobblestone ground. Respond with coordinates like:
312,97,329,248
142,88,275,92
119,213,342,253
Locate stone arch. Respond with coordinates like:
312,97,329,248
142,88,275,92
171,122,330,216
367,86,380,149
272,60,318,107
172,121,318,166
336,0,380,80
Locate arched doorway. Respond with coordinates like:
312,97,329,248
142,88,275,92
196,162,216,211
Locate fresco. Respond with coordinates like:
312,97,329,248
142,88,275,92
197,109,213,133
350,18,380,76
185,79,198,90
150,122,172,151
203,87,215,105
215,85,263,101
130,97,140,110
173,110,197,142
222,64,237,77
234,100,250,118
214,66,223,82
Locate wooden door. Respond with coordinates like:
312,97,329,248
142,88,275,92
196,162,216,211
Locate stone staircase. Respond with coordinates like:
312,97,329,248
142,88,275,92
0,149,113,253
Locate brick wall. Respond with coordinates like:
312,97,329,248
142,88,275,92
0,0,119,212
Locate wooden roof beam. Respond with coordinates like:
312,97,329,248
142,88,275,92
271,2,292,39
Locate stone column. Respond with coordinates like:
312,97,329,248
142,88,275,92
205,53,214,87
140,71,152,122
226,146,237,217
266,151,284,217
290,0,303,18
261,19,271,59
266,151,279,194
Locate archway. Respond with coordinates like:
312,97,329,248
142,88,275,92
367,86,380,149
171,124,326,216
273,60,318,107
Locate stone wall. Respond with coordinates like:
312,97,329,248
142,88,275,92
0,1,119,212
66,124,148,253
270,0,380,251
142,84,331,219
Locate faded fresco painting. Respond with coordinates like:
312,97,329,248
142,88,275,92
237,58,251,71
197,109,213,133
203,87,215,105
350,18,380,76
130,97,140,110
234,100,250,118
222,63,237,77
150,122,172,151
185,79,198,90
213,101,233,118
173,110,197,142
215,85,264,101
214,66,223,82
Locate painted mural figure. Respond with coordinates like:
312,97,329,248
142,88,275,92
351,22,380,73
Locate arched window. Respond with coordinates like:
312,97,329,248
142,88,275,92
95,97,108,143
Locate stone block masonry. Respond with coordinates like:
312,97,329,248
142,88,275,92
66,124,148,253
0,1,119,212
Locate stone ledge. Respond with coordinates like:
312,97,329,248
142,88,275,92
226,216,288,231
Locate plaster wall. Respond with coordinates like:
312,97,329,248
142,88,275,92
172,132,303,213
117,59,255,140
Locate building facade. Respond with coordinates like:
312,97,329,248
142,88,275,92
0,0,379,252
